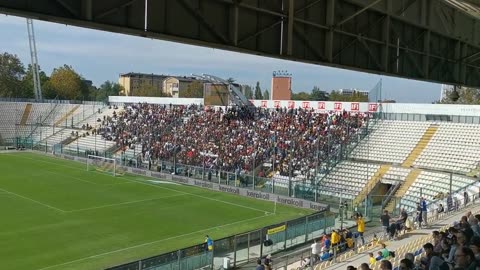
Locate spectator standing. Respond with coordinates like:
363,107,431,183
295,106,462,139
447,192,453,212
380,210,390,238
310,239,321,263
204,235,213,251
355,213,365,245
421,197,428,227
464,189,470,206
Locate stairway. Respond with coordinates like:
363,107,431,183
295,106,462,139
353,164,391,205
20,103,32,126
402,124,439,167
385,169,421,212
55,104,80,127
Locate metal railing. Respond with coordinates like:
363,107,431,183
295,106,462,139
106,212,336,270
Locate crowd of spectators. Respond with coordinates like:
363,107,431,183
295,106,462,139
98,103,369,179
344,208,480,270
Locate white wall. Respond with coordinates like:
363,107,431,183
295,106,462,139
108,96,480,116
109,96,203,105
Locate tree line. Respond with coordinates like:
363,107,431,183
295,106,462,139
0,52,122,101
244,84,369,102
438,86,480,104
0,51,370,102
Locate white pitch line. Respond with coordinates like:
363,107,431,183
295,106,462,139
36,213,274,270
66,194,187,213
11,153,271,214
0,187,66,213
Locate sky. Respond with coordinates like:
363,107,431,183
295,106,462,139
0,14,442,103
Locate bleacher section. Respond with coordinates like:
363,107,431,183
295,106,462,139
0,101,103,147
0,102,26,140
350,121,430,164
401,124,438,167
20,103,32,126
353,164,391,205
401,171,477,211
413,122,480,173
318,161,381,200
345,120,480,214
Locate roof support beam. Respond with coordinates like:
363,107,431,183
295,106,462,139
336,0,383,27
177,0,230,44
55,0,80,18
383,0,391,72
82,0,92,20
95,0,140,20
325,0,335,62
287,0,294,55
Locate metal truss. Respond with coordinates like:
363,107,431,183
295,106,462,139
1,0,479,87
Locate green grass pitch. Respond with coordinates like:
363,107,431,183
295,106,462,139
0,152,313,270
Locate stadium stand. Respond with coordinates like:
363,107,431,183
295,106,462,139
3,99,480,270
317,161,381,200
0,102,26,139
413,122,480,173
349,121,431,164
101,104,368,176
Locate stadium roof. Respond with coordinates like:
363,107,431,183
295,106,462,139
444,0,480,19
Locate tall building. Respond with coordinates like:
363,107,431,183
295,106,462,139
271,71,292,100
119,73,206,97
118,73,167,96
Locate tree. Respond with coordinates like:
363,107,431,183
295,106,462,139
22,64,49,99
94,81,123,101
48,65,89,100
440,87,480,104
254,81,262,99
310,86,329,101
329,90,347,101
181,81,203,98
351,91,368,102
242,85,253,99
0,52,26,98
227,77,235,84
263,90,270,100
291,91,311,100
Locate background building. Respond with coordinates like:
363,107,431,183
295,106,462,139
118,73,167,96
271,71,292,100
119,73,206,97
336,88,369,97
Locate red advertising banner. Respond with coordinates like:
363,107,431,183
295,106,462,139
274,100,281,108
288,101,295,109
261,100,267,108
351,102,359,111
318,102,325,110
368,103,378,112
302,101,310,109
334,102,342,110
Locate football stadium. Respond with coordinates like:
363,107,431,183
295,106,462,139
1,1,480,270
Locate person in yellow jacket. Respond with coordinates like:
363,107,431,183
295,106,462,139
355,213,365,245
331,229,340,249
